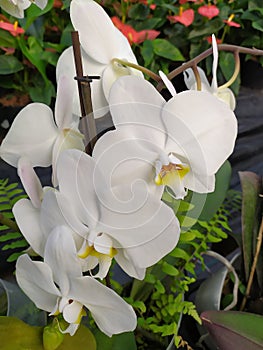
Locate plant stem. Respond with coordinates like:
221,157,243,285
71,31,97,154
0,213,19,232
156,44,263,92
218,50,240,90
240,216,263,311
111,58,160,82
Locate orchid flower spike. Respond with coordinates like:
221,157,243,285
183,35,236,110
0,0,47,18
51,148,180,280
16,226,137,337
93,75,238,201
56,0,143,118
0,75,85,186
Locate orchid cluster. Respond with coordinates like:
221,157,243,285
0,0,238,346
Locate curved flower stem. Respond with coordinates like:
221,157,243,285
112,58,161,82
203,250,239,311
218,50,240,90
191,64,201,91
0,213,19,232
240,216,263,311
156,44,263,92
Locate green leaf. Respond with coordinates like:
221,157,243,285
0,30,17,48
239,171,262,282
128,3,150,20
201,310,263,350
17,36,49,84
0,56,23,75
188,18,224,39
188,161,232,222
152,39,185,61
219,53,240,95
95,330,137,350
24,0,54,29
141,40,154,66
161,262,179,276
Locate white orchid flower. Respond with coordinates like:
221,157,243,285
0,0,47,18
0,75,85,186
183,35,236,110
93,75,237,200
56,0,143,118
50,148,180,280
16,226,137,337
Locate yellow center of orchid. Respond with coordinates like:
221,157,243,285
78,243,117,260
155,161,190,186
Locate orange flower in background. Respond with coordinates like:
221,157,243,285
223,14,240,27
198,4,219,19
167,8,194,27
0,20,24,36
111,16,160,44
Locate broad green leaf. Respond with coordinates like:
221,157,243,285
141,40,154,66
201,310,263,350
239,171,262,283
219,52,240,95
0,56,23,75
24,0,54,30
188,19,224,39
0,30,17,48
153,39,185,61
17,36,49,84
161,262,179,276
0,316,43,349
252,20,263,32
95,330,136,350
187,161,232,222
128,3,150,20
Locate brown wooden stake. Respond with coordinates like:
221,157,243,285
71,31,98,154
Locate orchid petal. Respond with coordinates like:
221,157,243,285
69,275,137,336
115,251,146,280
17,157,43,208
109,76,166,146
217,88,236,110
70,0,130,64
16,254,60,312
98,182,180,269
56,149,102,229
102,61,143,103
162,90,237,176
56,46,110,118
13,199,45,256
184,67,211,91
55,75,75,130
159,70,176,96
41,190,88,244
93,128,162,198
94,255,112,280
62,300,83,324
34,0,47,10
211,34,219,92
0,0,30,18
0,103,58,167
51,128,85,186
184,172,215,194
44,226,82,294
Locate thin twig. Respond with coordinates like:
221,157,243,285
240,216,263,311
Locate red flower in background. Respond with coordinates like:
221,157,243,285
206,36,222,44
167,8,194,27
223,14,240,27
179,0,203,4
198,4,219,19
139,0,156,10
0,20,24,36
112,16,160,45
